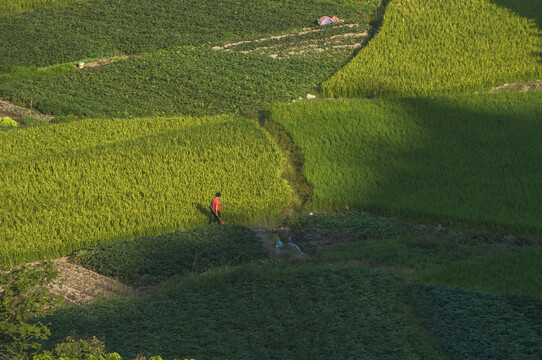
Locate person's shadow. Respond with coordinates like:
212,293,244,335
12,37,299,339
196,203,213,224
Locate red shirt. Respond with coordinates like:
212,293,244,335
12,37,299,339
211,197,221,212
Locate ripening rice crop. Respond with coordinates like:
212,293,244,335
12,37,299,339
323,0,542,97
272,90,542,234
0,115,291,266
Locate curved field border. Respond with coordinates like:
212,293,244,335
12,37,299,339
323,0,542,97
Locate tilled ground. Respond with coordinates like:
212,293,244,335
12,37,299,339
213,23,369,59
48,258,138,305
0,97,53,121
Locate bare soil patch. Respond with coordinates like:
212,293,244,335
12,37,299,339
81,55,131,68
214,23,368,59
276,227,369,256
48,257,159,305
0,97,53,121
489,80,542,92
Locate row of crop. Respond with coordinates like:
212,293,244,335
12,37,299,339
322,0,542,97
0,0,74,14
419,247,542,299
0,115,219,163
43,263,542,359
406,283,542,359
45,265,449,359
0,0,366,72
0,46,352,119
272,90,542,234
0,115,290,266
298,212,542,298
72,225,269,284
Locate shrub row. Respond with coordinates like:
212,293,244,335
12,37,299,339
72,225,269,284
45,266,448,359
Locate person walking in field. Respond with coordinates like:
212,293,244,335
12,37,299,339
210,192,225,224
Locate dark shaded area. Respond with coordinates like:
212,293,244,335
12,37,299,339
368,0,392,37
43,267,448,360
364,94,542,234
70,225,268,285
275,91,542,235
490,0,542,63
490,0,542,28
195,203,213,225
405,283,542,360
260,110,313,211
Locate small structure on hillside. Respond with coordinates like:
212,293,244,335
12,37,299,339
317,16,344,26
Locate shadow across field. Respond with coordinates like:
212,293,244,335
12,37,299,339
490,0,542,64
273,91,542,234
358,94,542,233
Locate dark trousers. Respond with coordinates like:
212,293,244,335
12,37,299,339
211,210,221,224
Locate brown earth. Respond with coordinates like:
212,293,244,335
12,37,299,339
251,226,370,258
213,23,368,59
80,55,131,68
48,258,135,305
0,97,53,121
48,257,161,306
489,80,542,92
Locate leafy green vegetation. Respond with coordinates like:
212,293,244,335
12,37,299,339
323,0,542,97
0,63,77,83
272,90,542,234
2,0,542,359
0,115,290,266
0,46,353,118
0,0,76,14
295,212,542,299
0,116,18,127
72,225,268,284
288,211,407,239
316,233,537,272
0,0,367,72
45,265,449,360
0,263,60,360
42,263,542,360
407,283,542,360
419,247,542,299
